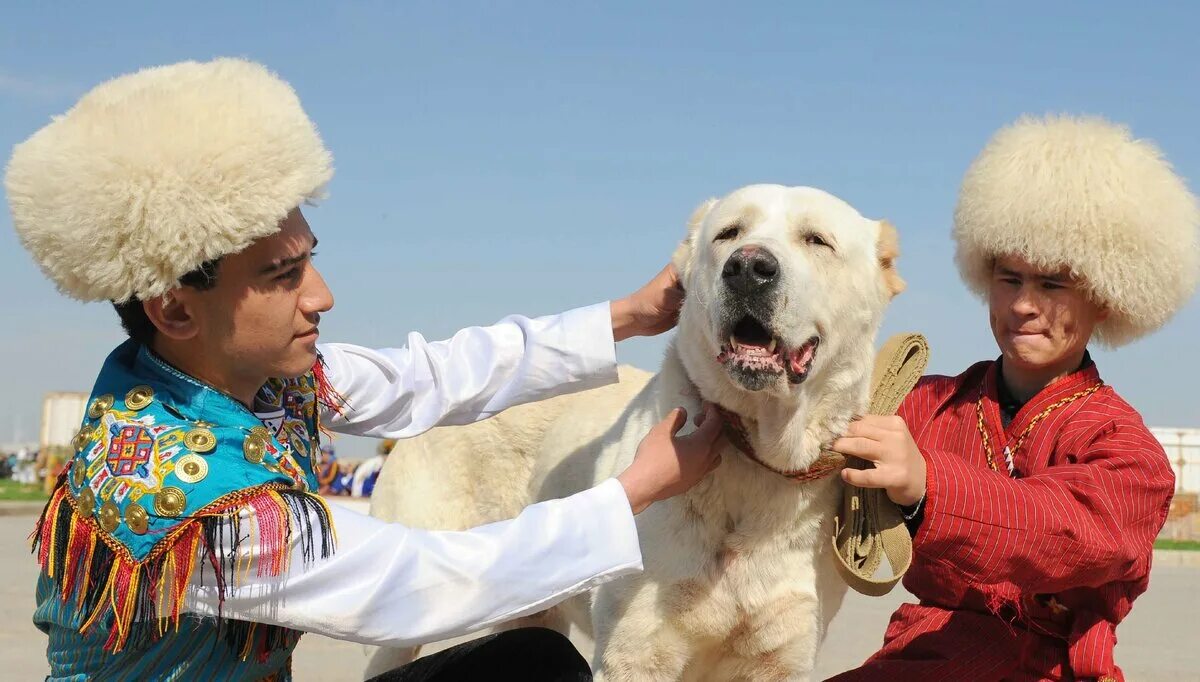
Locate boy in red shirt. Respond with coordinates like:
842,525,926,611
832,116,1198,681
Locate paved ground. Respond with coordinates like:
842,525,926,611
4,510,1198,681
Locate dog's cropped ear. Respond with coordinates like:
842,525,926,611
876,219,905,299
672,198,717,283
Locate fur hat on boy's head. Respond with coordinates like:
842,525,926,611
5,58,333,303
954,114,1200,347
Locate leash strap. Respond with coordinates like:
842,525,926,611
830,333,929,596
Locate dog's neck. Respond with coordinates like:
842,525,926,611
660,339,870,537
670,336,874,477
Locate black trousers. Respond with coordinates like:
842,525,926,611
366,627,592,681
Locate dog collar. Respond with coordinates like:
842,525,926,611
713,405,843,484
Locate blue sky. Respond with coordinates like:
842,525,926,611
3,3,1199,460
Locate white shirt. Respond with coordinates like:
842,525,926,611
183,302,643,648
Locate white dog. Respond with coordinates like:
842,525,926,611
370,184,904,680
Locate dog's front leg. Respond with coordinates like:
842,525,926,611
711,590,822,681
590,581,689,681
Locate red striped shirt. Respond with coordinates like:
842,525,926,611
829,359,1175,682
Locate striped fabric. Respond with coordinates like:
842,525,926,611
830,359,1174,682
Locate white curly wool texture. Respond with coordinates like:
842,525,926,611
954,115,1200,347
5,58,333,303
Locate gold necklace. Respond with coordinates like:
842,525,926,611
975,383,1104,474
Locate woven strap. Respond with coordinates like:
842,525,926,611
830,333,930,596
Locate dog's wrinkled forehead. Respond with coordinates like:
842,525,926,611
704,184,875,247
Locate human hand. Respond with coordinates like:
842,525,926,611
610,264,685,342
617,403,723,514
830,415,927,506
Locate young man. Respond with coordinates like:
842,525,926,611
831,116,1198,681
7,59,724,681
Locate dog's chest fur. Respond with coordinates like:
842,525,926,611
640,462,841,646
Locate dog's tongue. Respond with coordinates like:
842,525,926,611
790,342,816,374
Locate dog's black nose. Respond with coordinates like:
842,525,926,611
722,246,779,294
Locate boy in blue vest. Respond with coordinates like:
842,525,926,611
9,58,723,681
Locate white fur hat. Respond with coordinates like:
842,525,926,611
954,115,1200,347
5,58,333,303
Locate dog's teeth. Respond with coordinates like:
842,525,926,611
767,339,777,353
730,336,739,350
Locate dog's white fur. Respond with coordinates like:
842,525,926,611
5,58,332,303
370,184,903,680
954,114,1199,347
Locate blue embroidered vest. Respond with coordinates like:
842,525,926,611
32,340,337,681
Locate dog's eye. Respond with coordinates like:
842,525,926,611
805,233,832,249
714,226,741,242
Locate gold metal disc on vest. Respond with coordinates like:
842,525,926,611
88,394,114,419
154,487,187,517
175,454,208,483
184,428,217,454
99,501,120,533
250,425,271,441
76,487,95,517
125,503,149,534
70,457,86,487
71,425,93,453
124,385,155,411
243,434,266,464
291,435,310,458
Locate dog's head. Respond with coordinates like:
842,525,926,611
673,184,903,401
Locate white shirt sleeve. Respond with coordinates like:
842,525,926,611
182,479,642,648
317,302,619,438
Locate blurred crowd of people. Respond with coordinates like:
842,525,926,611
317,439,396,498
0,447,43,484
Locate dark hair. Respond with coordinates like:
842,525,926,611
113,258,221,346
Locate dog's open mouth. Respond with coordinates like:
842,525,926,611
716,316,820,385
